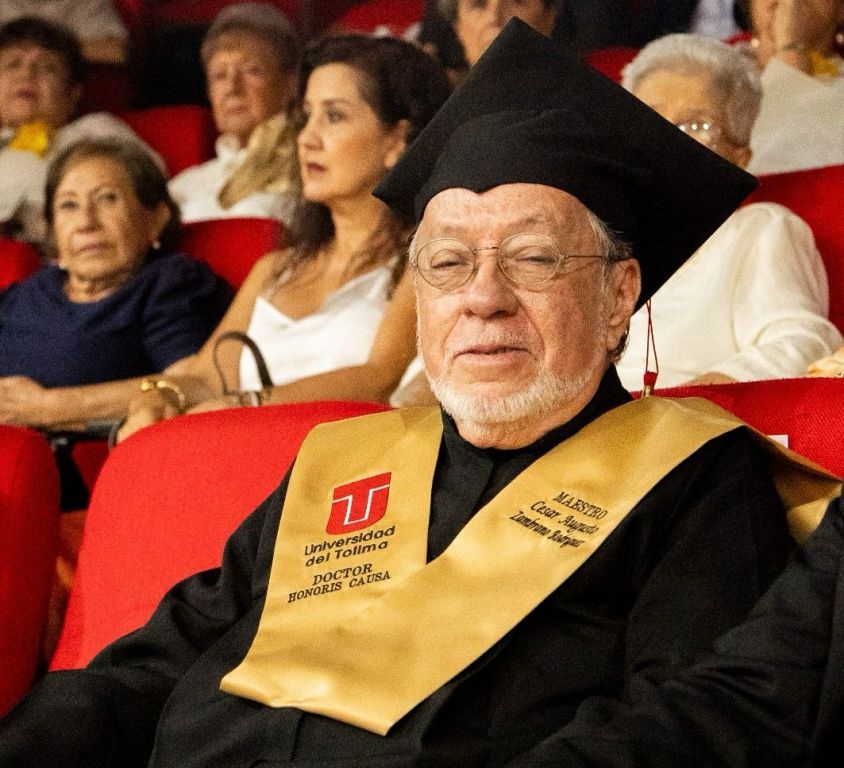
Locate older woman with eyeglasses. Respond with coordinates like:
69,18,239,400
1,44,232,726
613,33,842,390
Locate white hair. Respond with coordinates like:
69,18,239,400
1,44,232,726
621,33,762,147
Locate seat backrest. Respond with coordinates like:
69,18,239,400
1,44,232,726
334,0,424,36
117,105,217,176
745,164,844,334
79,63,132,114
146,0,300,25
0,426,60,715
178,217,285,288
584,46,640,83
657,377,844,477
50,400,389,671
0,238,40,290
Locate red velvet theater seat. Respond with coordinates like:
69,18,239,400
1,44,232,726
745,164,844,335
117,105,217,177
0,426,61,715
0,238,40,290
334,0,424,36
657,377,844,478
178,216,285,288
50,400,388,671
584,46,639,83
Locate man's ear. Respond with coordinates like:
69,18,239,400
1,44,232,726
604,258,641,352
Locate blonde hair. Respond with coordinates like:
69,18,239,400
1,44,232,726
200,2,300,74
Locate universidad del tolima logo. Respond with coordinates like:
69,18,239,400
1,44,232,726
326,472,391,535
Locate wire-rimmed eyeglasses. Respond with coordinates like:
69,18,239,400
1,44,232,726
410,233,605,291
675,119,734,150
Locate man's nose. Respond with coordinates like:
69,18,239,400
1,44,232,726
459,251,519,318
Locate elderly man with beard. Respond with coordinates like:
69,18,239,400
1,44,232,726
0,19,839,768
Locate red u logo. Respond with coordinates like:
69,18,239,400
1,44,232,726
327,472,392,534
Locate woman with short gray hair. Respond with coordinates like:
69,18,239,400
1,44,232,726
622,33,761,161
615,33,842,390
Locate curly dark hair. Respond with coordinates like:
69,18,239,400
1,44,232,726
0,16,85,85
282,33,451,290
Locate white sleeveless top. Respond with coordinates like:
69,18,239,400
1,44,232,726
238,265,392,391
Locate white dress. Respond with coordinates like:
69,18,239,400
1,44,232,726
168,134,297,225
616,202,843,390
748,57,844,176
238,265,393,391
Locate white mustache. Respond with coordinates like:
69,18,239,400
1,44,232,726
445,333,529,358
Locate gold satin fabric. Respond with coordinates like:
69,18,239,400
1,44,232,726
221,397,840,734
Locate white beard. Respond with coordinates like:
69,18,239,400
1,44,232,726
427,352,605,428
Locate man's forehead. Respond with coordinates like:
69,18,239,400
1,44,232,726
419,183,591,234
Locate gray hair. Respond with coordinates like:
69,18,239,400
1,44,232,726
586,209,633,364
621,33,761,147
200,2,301,74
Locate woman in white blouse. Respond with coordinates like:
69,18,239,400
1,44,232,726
119,34,450,440
615,32,842,389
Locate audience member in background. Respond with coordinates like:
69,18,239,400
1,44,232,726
0,0,127,63
0,22,832,765
167,3,302,226
0,137,233,430
118,34,451,441
0,16,154,242
431,0,557,79
737,0,844,173
615,33,842,389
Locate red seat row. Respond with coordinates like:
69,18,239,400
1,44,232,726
0,379,842,715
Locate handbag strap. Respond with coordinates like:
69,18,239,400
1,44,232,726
212,330,274,393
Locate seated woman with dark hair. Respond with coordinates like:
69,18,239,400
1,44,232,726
118,33,451,441
0,137,233,429
0,0,128,64
0,16,154,242
428,0,557,80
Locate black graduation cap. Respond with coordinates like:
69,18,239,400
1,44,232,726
374,18,758,307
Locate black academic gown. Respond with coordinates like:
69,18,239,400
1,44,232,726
502,494,844,768
0,370,794,768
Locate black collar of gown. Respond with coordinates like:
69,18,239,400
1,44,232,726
428,366,632,560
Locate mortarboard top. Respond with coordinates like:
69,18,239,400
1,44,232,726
374,18,758,308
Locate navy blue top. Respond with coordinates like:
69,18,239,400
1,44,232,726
0,253,234,387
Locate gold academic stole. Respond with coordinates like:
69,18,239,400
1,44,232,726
221,397,840,734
